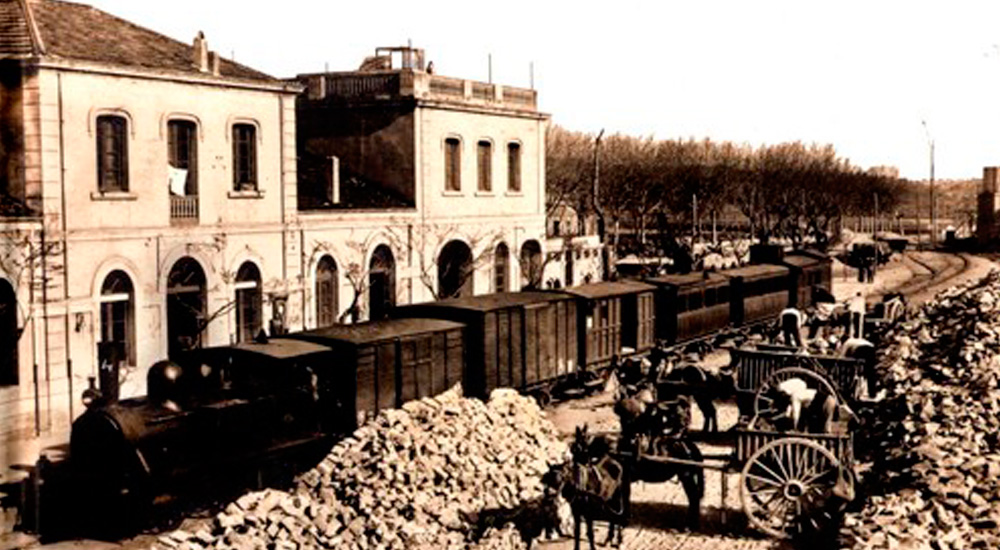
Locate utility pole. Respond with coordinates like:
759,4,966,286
593,129,607,280
922,120,936,248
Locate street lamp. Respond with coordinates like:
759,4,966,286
921,120,936,247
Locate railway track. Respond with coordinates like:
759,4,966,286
894,252,972,303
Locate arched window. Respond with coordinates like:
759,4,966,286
235,262,262,342
438,240,473,299
100,271,135,366
167,257,206,358
368,245,395,320
0,280,17,386
520,240,543,290
494,243,509,293
316,255,339,328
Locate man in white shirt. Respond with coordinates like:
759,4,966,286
780,306,804,348
848,291,866,339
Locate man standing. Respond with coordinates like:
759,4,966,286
780,305,804,348
848,291,866,339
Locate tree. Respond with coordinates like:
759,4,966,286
384,220,503,300
0,226,62,341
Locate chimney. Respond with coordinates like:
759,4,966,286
984,166,999,194
192,31,209,72
208,51,221,76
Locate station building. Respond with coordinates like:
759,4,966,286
0,0,552,472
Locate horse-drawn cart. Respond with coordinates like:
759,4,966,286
596,346,861,540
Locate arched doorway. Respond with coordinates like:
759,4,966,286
167,257,206,358
494,243,509,293
0,280,17,386
316,255,339,327
99,270,135,366
235,262,262,342
520,240,542,290
438,240,473,299
369,245,395,320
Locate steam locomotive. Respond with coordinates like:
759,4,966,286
51,247,830,535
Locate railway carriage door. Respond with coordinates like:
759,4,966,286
621,294,638,351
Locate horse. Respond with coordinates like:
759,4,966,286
614,397,705,528
657,363,736,433
556,425,631,550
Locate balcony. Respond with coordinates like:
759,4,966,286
170,195,198,224
301,71,538,112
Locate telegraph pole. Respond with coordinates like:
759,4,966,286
593,129,607,280
922,120,936,248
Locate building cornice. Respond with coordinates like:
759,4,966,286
32,57,303,95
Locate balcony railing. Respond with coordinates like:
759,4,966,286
170,195,198,222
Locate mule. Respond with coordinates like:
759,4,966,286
616,398,705,528
557,425,630,550
658,363,736,433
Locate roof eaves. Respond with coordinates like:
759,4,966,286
18,0,45,55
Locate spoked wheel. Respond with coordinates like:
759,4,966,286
754,367,839,419
739,437,841,539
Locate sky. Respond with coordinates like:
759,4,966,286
86,0,1000,181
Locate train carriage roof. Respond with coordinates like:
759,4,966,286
785,249,831,262
721,264,790,281
398,291,574,313
290,318,466,345
562,280,656,299
782,255,820,268
229,338,333,359
647,271,729,289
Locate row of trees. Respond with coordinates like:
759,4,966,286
547,126,906,253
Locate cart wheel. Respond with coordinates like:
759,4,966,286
533,389,552,407
739,437,841,539
754,367,840,419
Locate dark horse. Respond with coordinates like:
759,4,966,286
556,425,631,550
614,397,705,528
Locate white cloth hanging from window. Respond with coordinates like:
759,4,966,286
168,167,188,196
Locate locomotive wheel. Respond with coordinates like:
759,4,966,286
739,437,841,539
754,367,840,420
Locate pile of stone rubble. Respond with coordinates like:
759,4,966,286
154,386,569,550
845,271,1000,550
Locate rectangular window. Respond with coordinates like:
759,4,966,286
477,140,492,192
507,142,521,192
233,124,257,191
168,120,198,195
96,115,128,192
445,138,461,191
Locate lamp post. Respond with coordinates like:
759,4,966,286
921,120,936,248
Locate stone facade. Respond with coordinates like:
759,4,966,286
0,6,554,470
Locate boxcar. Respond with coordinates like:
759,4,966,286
725,264,791,326
648,271,731,344
393,292,578,398
288,318,465,429
562,281,657,370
